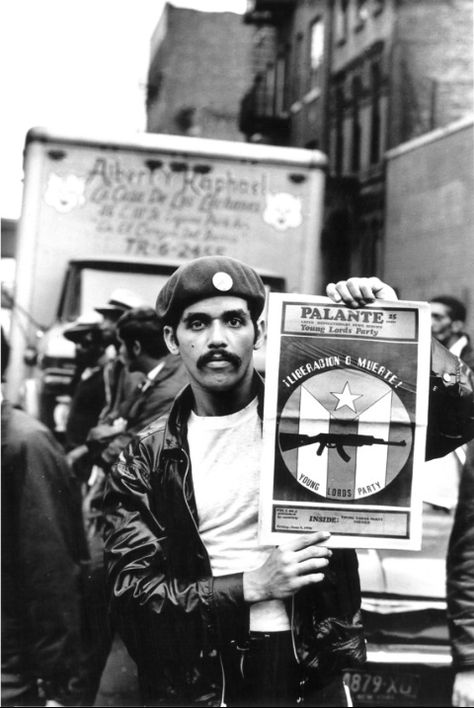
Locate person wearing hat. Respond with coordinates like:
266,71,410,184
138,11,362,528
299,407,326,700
103,261,474,707
68,307,188,705
63,313,109,458
95,288,146,423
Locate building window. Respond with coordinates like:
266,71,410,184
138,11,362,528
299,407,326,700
293,32,304,102
363,218,381,273
146,72,162,109
370,62,381,165
309,17,325,88
336,0,349,44
275,54,287,114
254,72,265,116
351,77,361,173
291,32,305,103
356,0,369,29
264,62,276,116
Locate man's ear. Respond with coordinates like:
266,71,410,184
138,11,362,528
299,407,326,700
132,340,142,357
253,318,266,351
451,319,464,335
163,325,179,355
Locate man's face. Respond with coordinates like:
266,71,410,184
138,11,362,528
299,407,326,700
430,302,455,344
74,333,104,367
164,296,264,395
118,339,139,371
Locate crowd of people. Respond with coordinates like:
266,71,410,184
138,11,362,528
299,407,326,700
2,259,474,707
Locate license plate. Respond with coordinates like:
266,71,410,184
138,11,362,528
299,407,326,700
343,670,420,705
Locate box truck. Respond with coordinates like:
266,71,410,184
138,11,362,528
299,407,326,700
6,127,326,426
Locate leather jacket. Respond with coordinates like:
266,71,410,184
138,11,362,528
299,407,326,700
447,439,474,671
1,401,89,706
104,379,366,705
103,342,474,705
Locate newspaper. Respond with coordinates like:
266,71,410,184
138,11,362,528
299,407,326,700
259,294,431,550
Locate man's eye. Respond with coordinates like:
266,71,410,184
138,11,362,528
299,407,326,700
228,317,243,327
189,320,205,330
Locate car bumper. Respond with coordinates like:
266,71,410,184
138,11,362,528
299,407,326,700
344,643,453,707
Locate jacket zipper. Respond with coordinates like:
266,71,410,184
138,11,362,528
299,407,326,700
290,595,299,664
181,451,227,707
291,595,310,704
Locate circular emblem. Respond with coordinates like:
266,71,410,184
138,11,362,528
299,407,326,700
278,369,412,501
212,271,233,292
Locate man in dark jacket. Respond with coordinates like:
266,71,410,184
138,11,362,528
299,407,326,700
430,294,474,370
87,306,188,470
63,314,108,463
94,288,146,423
446,439,474,706
73,307,188,701
103,260,474,707
423,295,474,511
1,329,89,707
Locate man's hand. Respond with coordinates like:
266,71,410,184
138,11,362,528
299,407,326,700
452,670,474,707
243,531,332,602
326,277,398,308
65,444,88,467
87,423,119,442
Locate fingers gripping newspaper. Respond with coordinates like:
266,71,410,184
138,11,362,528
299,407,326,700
259,294,431,550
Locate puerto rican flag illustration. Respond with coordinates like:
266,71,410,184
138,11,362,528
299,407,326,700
279,368,412,500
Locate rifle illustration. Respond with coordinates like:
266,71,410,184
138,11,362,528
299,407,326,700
279,432,406,463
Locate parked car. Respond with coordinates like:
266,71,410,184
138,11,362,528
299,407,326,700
345,503,455,707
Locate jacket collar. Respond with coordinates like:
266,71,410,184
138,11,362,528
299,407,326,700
139,353,183,393
162,371,264,453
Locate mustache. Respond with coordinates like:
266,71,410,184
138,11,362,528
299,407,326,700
197,350,242,369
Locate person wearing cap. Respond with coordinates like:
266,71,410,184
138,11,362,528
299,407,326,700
59,313,111,704
103,262,474,707
95,288,146,423
63,313,108,459
68,307,188,703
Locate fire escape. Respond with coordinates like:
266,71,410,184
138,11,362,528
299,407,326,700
239,1,295,144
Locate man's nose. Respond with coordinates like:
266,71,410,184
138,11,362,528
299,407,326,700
208,320,228,347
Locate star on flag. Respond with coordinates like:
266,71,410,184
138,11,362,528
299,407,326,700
330,381,363,412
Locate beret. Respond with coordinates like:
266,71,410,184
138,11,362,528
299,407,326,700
155,256,266,325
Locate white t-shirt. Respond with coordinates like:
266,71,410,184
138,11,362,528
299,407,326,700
187,397,290,632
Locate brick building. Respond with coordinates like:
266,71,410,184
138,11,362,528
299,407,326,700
241,0,473,283
384,116,474,326
146,3,255,141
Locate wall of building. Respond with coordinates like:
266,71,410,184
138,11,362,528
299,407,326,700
325,0,473,279
390,0,473,147
238,1,473,289
147,5,255,141
328,0,393,176
384,117,474,328
331,0,395,74
284,0,330,150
